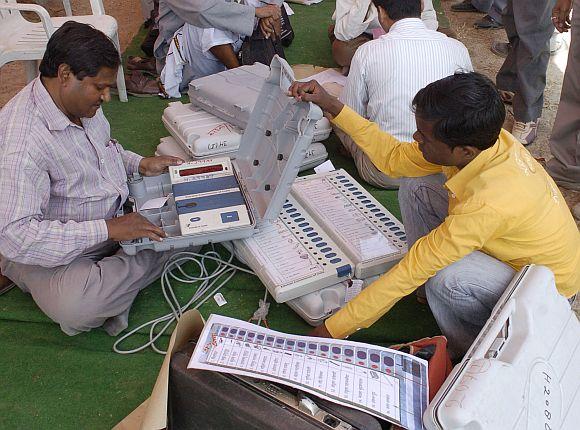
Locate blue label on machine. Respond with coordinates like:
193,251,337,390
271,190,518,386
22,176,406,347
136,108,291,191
221,211,240,223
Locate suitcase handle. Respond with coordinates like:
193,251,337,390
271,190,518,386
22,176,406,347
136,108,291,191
469,299,525,362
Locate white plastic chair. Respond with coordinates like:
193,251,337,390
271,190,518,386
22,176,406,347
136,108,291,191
0,0,128,102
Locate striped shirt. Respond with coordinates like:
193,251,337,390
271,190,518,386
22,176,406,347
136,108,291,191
340,18,473,142
0,78,142,267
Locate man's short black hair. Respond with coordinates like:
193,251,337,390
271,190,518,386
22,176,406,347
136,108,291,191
371,0,422,20
412,72,506,150
39,21,120,79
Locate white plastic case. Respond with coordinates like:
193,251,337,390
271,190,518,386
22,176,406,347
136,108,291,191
286,276,379,326
120,56,322,255
188,63,332,142
155,136,192,160
424,265,580,430
162,102,241,159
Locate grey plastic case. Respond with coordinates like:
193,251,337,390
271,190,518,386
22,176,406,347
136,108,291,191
121,56,323,255
188,64,332,142
156,135,328,173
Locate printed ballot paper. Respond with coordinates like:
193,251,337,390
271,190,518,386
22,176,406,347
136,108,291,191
188,314,429,430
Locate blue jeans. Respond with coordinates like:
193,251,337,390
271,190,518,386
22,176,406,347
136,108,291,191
398,175,516,359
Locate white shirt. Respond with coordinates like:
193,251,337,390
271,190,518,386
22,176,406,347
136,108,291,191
333,0,438,41
161,23,244,98
340,18,473,142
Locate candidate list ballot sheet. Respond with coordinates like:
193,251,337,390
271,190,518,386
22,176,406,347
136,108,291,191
188,315,429,430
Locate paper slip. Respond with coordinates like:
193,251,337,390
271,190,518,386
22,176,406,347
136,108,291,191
189,314,429,430
213,293,227,307
140,195,170,211
314,159,336,174
300,68,347,88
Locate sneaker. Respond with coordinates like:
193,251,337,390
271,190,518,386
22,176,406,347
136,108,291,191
474,15,504,29
451,0,478,12
511,120,538,146
491,41,510,58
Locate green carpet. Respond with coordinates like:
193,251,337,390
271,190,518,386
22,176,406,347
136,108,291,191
1,2,447,428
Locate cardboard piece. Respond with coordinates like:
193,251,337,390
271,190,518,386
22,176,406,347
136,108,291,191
113,310,205,430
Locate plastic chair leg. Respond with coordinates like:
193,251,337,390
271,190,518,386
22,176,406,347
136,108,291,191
112,33,128,102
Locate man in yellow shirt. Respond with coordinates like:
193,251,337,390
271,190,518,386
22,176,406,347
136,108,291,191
289,72,580,359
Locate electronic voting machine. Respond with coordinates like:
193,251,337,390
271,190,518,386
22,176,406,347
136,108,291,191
120,56,322,255
230,169,408,325
424,265,580,430
187,62,332,142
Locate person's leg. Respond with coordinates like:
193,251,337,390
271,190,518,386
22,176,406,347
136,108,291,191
397,175,448,247
488,0,507,24
328,25,372,71
335,128,401,189
398,174,449,301
1,241,183,336
496,0,519,93
510,0,556,123
425,251,516,360
471,0,494,13
546,0,580,189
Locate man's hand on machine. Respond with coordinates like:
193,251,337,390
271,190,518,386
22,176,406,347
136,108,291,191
138,155,184,177
308,322,333,339
288,80,344,118
106,213,167,242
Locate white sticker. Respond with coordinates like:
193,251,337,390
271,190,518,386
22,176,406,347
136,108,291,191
283,2,294,15
345,279,364,302
214,293,228,307
140,195,170,211
314,159,336,174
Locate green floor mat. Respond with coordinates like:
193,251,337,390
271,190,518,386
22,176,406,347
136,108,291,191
1,2,449,428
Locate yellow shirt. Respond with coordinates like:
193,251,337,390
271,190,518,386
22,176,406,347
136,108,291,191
326,106,580,339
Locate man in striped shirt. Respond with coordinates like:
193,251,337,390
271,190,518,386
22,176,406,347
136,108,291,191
0,23,185,336
338,0,473,189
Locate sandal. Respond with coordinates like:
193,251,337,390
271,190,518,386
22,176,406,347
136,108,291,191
125,70,162,97
127,56,157,74
498,89,514,105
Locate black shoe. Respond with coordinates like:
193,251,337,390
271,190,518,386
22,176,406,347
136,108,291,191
451,0,478,12
474,15,504,29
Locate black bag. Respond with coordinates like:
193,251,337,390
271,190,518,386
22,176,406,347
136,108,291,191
168,341,384,430
280,5,294,47
238,23,286,66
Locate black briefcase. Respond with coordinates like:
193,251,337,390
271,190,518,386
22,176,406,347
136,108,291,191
168,341,385,430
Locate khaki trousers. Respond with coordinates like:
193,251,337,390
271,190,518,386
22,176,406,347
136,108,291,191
1,241,183,336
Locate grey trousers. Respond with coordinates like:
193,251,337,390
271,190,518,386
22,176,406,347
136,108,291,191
1,241,178,336
335,128,401,190
472,0,507,23
398,175,516,359
547,0,580,189
496,0,557,122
